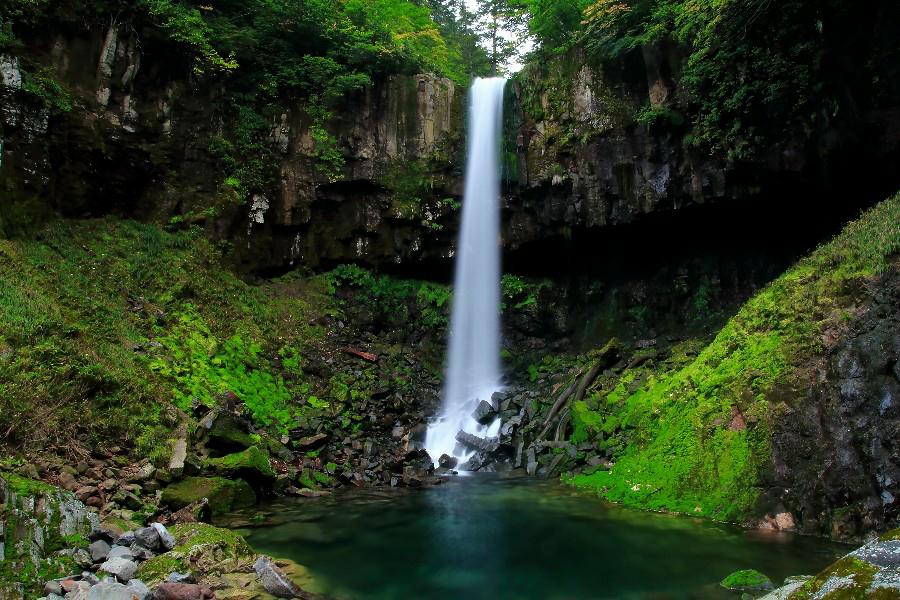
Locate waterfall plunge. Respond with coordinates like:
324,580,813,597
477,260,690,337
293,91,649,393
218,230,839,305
425,77,506,465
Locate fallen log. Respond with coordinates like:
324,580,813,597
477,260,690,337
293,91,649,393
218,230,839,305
343,347,378,362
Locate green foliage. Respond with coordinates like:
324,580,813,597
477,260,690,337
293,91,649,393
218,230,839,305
139,0,238,75
20,65,72,112
328,264,451,330
568,193,900,521
719,569,772,591
533,1,900,160
501,274,550,310
0,217,326,454
149,307,295,431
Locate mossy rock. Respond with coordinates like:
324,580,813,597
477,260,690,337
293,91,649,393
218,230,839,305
204,445,277,489
720,569,773,592
205,412,255,454
136,523,255,586
161,476,256,515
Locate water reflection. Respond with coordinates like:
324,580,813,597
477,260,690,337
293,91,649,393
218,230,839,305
225,475,847,600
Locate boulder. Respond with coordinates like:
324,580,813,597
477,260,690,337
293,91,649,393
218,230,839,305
85,581,138,600
151,523,176,551
88,539,111,562
107,545,135,560
454,431,500,453
161,477,256,516
99,556,139,583
254,556,304,598
126,580,151,600
204,446,277,489
438,454,458,469
137,523,255,587
200,411,254,454
134,526,161,551
472,400,496,424
719,569,774,593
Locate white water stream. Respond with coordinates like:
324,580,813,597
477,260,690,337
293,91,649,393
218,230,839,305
425,77,507,465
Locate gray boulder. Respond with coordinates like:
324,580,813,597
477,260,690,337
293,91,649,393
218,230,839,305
86,581,138,600
126,580,151,600
151,522,176,551
99,556,139,583
472,400,496,424
88,540,111,563
254,556,303,598
133,526,161,551
106,545,134,560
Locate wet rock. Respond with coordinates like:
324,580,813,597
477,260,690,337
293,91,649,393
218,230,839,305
99,556,139,583
438,454,458,469
152,583,215,600
89,540,111,563
254,556,304,598
719,569,773,593
115,532,136,546
526,447,538,476
167,573,196,584
455,431,500,453
472,400,496,424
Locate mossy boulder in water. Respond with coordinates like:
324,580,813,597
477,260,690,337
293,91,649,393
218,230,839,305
720,569,773,593
136,523,255,586
161,476,256,516
205,445,277,490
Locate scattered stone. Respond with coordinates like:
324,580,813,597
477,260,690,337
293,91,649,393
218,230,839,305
75,486,99,503
107,545,134,560
115,531,136,546
58,471,78,492
169,428,188,477
167,572,196,584
295,433,328,451
99,556,139,583
85,580,136,600
254,556,304,598
126,580,151,600
133,526,161,551
151,522,176,551
43,581,64,596
132,463,155,482
128,543,156,561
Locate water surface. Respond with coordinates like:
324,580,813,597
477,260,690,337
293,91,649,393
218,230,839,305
228,475,846,600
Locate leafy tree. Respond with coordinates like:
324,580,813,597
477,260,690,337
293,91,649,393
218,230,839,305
474,0,528,74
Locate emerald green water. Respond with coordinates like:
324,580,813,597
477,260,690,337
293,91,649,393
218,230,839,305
227,475,846,600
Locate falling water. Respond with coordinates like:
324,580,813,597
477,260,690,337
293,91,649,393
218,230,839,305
425,77,507,465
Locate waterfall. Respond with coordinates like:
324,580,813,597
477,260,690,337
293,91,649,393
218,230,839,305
425,77,506,465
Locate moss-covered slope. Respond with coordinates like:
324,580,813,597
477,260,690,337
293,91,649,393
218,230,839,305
567,193,900,527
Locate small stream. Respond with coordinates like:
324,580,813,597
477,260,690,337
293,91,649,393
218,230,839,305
222,475,847,600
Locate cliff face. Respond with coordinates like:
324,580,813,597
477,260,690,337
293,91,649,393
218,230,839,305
4,29,898,273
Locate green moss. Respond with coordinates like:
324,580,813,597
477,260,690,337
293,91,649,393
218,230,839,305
567,193,900,521
720,569,773,591
1,472,57,496
138,522,255,585
787,557,879,599
570,401,603,444
879,528,900,542
160,476,256,515
205,445,276,483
